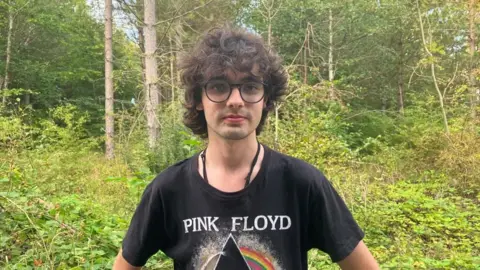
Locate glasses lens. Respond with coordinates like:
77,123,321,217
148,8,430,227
205,81,230,102
241,82,264,103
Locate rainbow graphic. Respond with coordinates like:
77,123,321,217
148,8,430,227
240,247,275,270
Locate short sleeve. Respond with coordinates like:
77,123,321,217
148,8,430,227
308,173,364,262
121,180,169,266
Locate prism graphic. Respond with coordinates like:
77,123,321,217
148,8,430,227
214,234,250,270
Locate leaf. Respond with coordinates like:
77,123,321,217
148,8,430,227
0,191,20,198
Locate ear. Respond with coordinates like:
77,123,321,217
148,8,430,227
196,102,204,111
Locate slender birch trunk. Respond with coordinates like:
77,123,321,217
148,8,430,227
2,0,14,105
144,0,159,149
104,0,115,159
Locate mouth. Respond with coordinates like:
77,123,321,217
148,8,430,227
223,114,246,123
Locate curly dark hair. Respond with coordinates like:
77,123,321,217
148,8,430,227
178,25,288,138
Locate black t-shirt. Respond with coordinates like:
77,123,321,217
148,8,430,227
122,145,364,269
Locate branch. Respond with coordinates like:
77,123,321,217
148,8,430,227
155,1,188,54
154,0,215,25
443,62,459,98
416,0,449,134
286,24,310,69
277,86,307,110
12,0,32,19
408,63,422,89
336,33,370,50
117,0,144,26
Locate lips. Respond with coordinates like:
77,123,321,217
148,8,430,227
224,114,245,119
223,114,246,123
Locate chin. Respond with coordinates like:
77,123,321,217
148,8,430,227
217,128,252,141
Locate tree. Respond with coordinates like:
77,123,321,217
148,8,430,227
257,0,282,149
416,0,447,133
144,0,159,149
1,0,13,105
105,0,114,159
469,0,478,119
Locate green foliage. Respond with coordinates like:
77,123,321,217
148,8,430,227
358,180,480,269
1,0,479,268
115,100,204,174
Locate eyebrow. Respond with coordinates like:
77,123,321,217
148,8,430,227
209,75,263,83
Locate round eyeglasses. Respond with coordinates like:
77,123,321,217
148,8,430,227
203,80,265,103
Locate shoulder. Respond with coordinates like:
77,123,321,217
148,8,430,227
147,155,195,193
267,146,329,189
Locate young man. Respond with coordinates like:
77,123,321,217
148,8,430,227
113,26,379,270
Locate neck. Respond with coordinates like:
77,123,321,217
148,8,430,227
206,133,259,171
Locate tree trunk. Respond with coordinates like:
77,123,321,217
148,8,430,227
416,0,449,135
271,27,279,150
2,1,13,105
263,1,279,149
174,22,183,85
104,0,115,159
398,36,405,115
24,93,30,105
144,0,159,149
268,21,272,49
136,2,147,109
169,32,175,103
303,33,308,84
328,9,335,100
469,0,478,119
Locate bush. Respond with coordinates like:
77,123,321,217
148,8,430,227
358,180,480,269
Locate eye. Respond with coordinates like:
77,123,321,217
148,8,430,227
207,82,229,93
242,83,261,93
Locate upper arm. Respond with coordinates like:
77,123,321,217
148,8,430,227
112,249,142,270
305,165,365,262
337,241,379,270
121,180,170,266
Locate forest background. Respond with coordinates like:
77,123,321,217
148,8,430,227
0,0,479,269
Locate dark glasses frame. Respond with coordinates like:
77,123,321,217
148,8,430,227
202,79,266,103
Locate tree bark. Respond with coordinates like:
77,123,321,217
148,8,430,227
144,0,159,149
169,32,175,102
2,1,13,105
303,32,308,84
398,35,405,115
135,1,147,110
268,21,272,49
174,22,183,85
328,9,335,101
469,0,478,119
104,0,115,159
262,0,279,149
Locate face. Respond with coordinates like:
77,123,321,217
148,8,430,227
196,68,266,141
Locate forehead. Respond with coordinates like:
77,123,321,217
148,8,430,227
223,68,261,82
205,63,262,82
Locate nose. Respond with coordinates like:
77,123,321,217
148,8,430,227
226,86,244,108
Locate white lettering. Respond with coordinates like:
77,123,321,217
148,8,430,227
279,215,291,230
184,215,291,233
231,217,243,232
192,217,199,232
183,218,192,233
198,217,208,232
208,216,219,231
267,215,280,230
254,215,268,231
243,216,254,231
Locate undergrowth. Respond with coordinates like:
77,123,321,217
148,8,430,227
1,100,479,269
